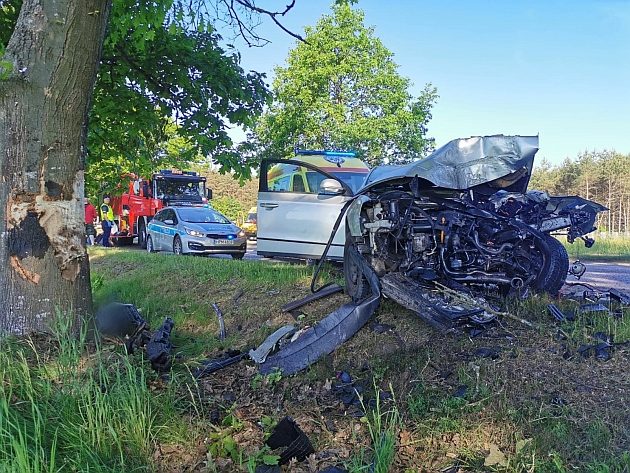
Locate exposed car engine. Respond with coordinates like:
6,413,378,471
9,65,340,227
344,135,607,305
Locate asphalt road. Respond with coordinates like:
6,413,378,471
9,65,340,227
569,260,630,292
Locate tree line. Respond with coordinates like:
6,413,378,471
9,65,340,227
529,151,630,234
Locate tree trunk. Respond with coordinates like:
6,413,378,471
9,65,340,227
0,0,110,334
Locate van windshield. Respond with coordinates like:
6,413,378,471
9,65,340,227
305,171,368,194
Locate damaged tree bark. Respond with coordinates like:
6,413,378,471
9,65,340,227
0,0,110,334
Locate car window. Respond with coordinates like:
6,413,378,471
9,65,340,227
163,209,177,224
267,163,335,194
153,210,165,222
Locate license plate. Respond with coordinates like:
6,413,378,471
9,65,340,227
214,239,232,245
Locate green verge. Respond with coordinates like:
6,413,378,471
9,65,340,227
563,236,630,262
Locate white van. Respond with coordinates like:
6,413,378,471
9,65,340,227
256,150,370,261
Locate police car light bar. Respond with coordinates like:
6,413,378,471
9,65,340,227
295,149,356,158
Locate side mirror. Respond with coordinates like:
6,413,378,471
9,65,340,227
319,178,345,196
206,188,213,200
164,219,174,225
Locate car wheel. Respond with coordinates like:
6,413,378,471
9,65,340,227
146,235,155,253
138,219,147,249
232,253,246,260
344,234,370,303
539,235,569,296
173,236,183,255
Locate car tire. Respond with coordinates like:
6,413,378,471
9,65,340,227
344,234,370,303
146,235,155,253
539,235,569,296
138,219,147,249
173,236,183,255
232,253,246,260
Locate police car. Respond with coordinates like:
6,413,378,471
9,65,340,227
146,206,247,258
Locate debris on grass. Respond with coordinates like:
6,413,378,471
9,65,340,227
146,317,175,372
265,417,315,465
212,302,227,341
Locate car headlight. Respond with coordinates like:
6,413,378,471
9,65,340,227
238,230,246,238
185,228,205,237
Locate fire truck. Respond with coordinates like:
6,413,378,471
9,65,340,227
109,169,211,248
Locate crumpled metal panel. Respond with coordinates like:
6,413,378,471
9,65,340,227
363,135,539,191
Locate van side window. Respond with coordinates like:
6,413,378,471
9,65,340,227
270,175,291,192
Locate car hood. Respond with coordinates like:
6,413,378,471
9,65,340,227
182,222,240,234
362,135,539,194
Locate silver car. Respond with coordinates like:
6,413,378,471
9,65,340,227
146,206,247,258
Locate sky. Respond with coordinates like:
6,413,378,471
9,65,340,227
225,0,630,165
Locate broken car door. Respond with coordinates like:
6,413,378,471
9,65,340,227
257,159,352,260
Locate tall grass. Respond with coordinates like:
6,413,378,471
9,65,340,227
0,310,188,472
563,235,630,261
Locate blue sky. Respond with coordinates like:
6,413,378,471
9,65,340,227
229,1,630,165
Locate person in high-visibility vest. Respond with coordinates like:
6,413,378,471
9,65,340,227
100,195,114,247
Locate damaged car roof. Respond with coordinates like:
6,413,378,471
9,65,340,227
363,135,539,192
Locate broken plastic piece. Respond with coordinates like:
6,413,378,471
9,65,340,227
146,317,174,372
282,284,344,313
259,247,381,375
453,385,468,398
193,350,248,379
211,303,226,341
266,417,315,465
474,347,501,359
96,302,146,338
249,325,296,364
568,260,586,279
578,303,610,315
547,304,566,322
610,288,630,305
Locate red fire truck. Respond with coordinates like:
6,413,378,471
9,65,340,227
109,169,211,248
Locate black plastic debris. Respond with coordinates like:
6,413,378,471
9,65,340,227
282,284,344,313
211,303,226,341
369,321,395,334
473,347,501,359
336,371,352,384
192,350,248,379
318,467,348,473
610,288,630,305
146,317,174,372
453,385,468,398
578,333,614,361
96,302,146,338
547,304,566,322
579,303,610,315
266,417,315,465
254,466,280,473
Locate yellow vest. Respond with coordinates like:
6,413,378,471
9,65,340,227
100,204,114,222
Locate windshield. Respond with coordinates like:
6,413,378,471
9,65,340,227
156,179,204,201
177,207,230,224
246,212,256,223
305,171,368,194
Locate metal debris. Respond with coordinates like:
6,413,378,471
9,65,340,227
211,303,226,341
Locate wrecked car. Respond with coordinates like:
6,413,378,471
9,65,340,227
253,135,607,375
343,135,606,302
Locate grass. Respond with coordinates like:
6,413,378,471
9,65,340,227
562,234,630,261
0,310,194,472
2,248,629,472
